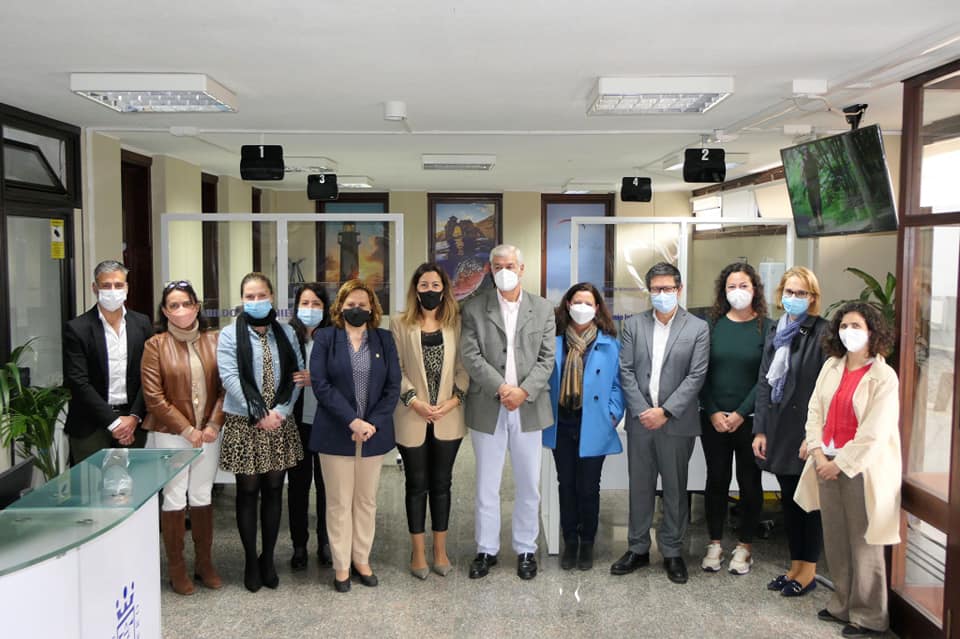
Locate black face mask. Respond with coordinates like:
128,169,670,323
418,290,443,311
342,307,372,327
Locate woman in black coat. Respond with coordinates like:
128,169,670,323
752,266,829,597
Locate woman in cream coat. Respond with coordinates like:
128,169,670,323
392,263,469,579
795,302,900,637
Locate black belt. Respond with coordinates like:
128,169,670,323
110,403,130,413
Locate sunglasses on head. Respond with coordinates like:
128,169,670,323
164,280,192,291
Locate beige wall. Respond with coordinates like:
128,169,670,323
151,156,202,299
215,177,253,310
87,133,123,281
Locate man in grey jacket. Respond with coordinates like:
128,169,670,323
460,244,556,580
610,262,709,584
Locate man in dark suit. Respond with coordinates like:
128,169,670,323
460,244,556,581
610,262,709,584
63,260,154,465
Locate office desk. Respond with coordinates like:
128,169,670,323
0,449,198,639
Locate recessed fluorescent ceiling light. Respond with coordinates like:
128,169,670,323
663,152,749,172
70,73,237,113
283,157,338,173
422,154,496,171
563,180,616,194
588,76,734,115
338,176,374,189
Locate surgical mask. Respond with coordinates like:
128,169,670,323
726,288,753,311
297,307,324,328
494,268,520,292
418,290,443,311
165,306,198,330
343,307,371,327
651,292,678,314
98,288,126,312
568,303,596,325
781,295,809,317
243,299,272,320
839,328,869,354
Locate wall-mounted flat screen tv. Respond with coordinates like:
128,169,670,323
780,124,898,238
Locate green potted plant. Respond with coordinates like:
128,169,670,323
1,339,71,481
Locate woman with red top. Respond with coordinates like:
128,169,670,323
795,302,901,638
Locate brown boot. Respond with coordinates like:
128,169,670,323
190,505,223,589
161,509,195,595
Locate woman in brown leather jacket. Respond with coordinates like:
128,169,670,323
141,280,225,596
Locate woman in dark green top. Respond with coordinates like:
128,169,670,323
699,263,775,576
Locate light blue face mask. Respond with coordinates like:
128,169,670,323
781,295,809,317
243,299,272,319
297,307,324,328
651,292,678,314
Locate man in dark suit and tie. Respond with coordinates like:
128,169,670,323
610,262,709,584
63,260,154,464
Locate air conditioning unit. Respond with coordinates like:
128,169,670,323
422,154,496,171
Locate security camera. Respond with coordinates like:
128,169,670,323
843,104,868,131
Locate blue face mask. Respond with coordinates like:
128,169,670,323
651,292,678,314
297,307,323,328
781,295,809,317
243,299,272,320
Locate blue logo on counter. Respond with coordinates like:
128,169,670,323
114,581,140,639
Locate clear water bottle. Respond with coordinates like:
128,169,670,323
102,449,133,497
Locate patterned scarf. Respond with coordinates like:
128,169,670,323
766,312,806,403
559,323,597,411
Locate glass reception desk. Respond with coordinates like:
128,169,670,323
0,449,199,639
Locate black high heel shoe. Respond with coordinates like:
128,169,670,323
259,554,279,589
244,559,262,593
351,564,379,587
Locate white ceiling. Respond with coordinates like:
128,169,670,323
2,1,959,192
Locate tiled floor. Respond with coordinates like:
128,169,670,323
160,438,896,639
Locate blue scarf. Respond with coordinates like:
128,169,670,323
767,313,806,403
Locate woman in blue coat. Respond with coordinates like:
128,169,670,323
543,282,624,571
309,280,401,593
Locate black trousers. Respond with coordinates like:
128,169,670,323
552,418,606,544
396,423,462,534
700,413,763,543
776,473,822,563
287,421,328,549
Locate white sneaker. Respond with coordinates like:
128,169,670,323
701,542,723,572
728,545,753,575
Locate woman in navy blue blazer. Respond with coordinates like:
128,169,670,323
542,282,624,571
309,279,401,593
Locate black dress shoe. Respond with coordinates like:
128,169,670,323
577,542,594,571
350,565,379,587
817,609,846,624
560,540,578,570
664,556,688,584
259,554,279,589
318,543,332,565
610,550,650,575
469,553,498,579
517,553,538,580
767,574,789,591
333,577,351,593
290,546,308,572
243,559,262,593
841,624,882,637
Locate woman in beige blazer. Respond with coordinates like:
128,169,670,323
795,302,900,637
392,262,469,579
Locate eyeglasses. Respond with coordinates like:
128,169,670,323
783,288,811,299
164,280,192,291
649,286,678,295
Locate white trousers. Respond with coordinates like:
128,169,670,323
471,417,542,555
152,430,222,511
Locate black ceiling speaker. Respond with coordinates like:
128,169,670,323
240,145,284,181
307,174,339,201
621,176,652,202
683,148,726,183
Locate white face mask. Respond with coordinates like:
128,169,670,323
726,288,753,311
839,328,869,354
568,303,596,325
494,268,520,292
98,288,127,312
